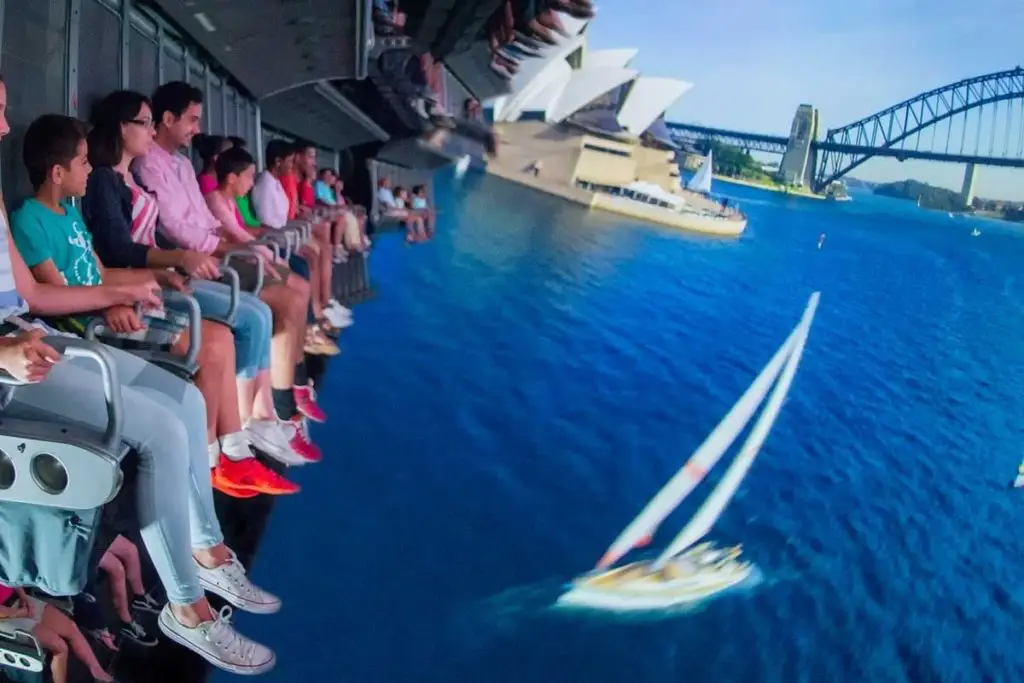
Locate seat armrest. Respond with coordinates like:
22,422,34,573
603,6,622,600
159,290,201,369
0,336,123,454
222,248,265,295
214,265,240,324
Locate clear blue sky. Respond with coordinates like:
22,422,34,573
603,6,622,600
586,0,1024,200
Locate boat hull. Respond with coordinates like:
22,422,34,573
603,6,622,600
557,556,753,611
590,194,746,237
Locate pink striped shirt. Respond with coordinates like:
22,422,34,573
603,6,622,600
128,180,160,247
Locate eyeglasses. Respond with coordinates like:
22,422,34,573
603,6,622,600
127,118,155,129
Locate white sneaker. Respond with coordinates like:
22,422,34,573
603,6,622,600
194,551,281,615
323,306,353,329
245,419,306,467
158,605,275,676
327,299,353,318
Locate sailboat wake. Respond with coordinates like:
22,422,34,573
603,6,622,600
555,292,821,613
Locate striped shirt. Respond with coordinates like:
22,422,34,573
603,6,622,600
129,182,160,247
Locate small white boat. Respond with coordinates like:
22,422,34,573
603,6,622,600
686,151,713,194
558,293,821,611
971,228,981,237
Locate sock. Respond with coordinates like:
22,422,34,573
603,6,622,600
207,441,220,469
294,361,309,387
220,432,253,462
273,388,298,420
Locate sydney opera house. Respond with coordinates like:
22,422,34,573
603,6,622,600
489,16,690,140
484,19,746,235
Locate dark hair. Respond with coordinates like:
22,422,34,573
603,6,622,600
318,167,334,179
265,139,292,169
393,185,405,196
412,184,425,195
228,135,246,149
23,114,88,191
215,146,255,184
195,134,227,167
152,81,203,127
87,90,151,168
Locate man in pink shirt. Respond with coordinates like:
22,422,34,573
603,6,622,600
135,81,328,434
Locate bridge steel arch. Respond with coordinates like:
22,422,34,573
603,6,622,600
813,67,1024,192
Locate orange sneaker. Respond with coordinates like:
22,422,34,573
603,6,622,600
210,475,260,499
213,455,300,496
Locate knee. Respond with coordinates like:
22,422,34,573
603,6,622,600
199,321,234,359
102,554,126,584
287,274,311,303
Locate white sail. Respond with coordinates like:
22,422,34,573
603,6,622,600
595,301,808,570
653,292,820,567
686,151,713,194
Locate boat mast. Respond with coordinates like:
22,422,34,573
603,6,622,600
594,299,809,570
652,292,820,568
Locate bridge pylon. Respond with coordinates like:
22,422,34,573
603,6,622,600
778,104,819,187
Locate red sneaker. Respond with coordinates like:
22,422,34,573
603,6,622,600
213,455,301,495
286,416,322,463
294,384,327,423
210,476,260,499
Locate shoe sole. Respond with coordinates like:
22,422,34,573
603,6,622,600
212,482,260,499
196,577,283,616
120,631,158,648
248,438,307,467
296,408,327,424
158,610,276,675
229,482,300,496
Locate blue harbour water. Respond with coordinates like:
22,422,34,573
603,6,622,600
238,174,1024,682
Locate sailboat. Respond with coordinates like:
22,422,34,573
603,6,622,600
971,227,981,237
557,293,821,611
686,151,713,194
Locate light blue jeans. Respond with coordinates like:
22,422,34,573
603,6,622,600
190,280,273,379
6,346,222,605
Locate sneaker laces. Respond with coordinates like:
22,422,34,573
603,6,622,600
206,606,258,661
216,559,261,600
135,593,161,611
125,619,147,639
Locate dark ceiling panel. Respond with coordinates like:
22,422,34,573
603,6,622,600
260,84,386,151
143,0,367,98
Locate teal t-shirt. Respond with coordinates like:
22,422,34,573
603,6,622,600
11,198,102,286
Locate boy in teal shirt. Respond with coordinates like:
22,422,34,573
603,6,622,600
10,115,174,335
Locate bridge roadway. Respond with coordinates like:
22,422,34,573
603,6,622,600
665,122,1024,169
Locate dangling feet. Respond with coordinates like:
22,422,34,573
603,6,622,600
285,415,322,463
119,617,158,648
245,418,308,467
209,434,300,497
158,605,276,676
194,549,281,615
294,383,327,423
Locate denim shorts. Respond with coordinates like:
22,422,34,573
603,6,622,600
186,280,273,378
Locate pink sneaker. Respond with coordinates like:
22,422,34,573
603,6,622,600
294,384,327,423
287,416,322,463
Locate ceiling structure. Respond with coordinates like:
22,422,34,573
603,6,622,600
144,0,370,98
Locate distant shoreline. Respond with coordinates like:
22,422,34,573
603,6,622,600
712,175,827,200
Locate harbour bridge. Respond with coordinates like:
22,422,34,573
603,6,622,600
665,67,1024,196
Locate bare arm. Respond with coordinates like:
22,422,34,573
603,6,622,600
99,267,157,286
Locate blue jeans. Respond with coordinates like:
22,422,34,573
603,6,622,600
189,280,272,378
7,346,221,605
